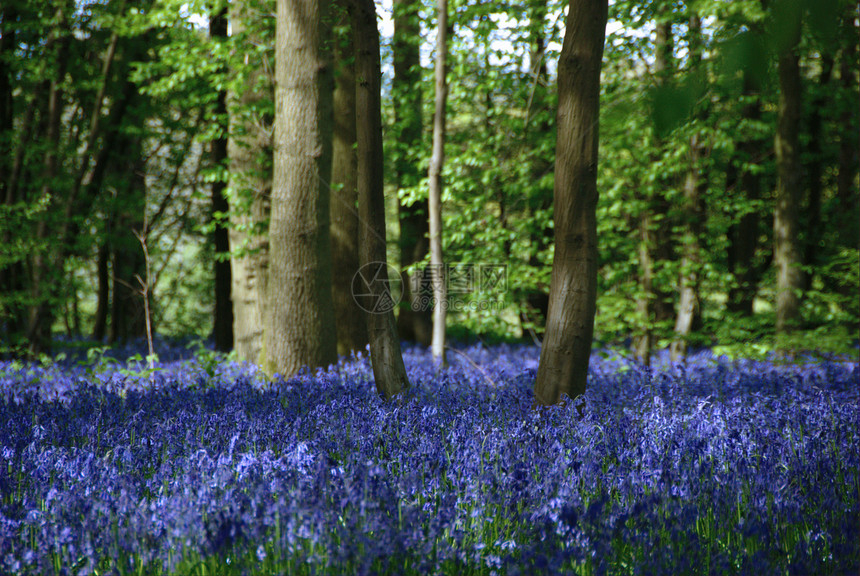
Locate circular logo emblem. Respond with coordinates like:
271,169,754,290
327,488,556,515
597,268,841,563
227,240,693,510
351,262,403,314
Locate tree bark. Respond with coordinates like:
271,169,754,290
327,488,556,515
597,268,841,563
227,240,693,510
28,4,73,355
836,16,859,251
266,0,337,377
802,55,834,292
227,3,272,364
211,8,234,352
392,0,431,345
428,0,448,364
727,75,764,317
671,13,704,362
92,241,110,341
533,0,606,407
774,29,803,336
330,0,369,355
353,0,411,400
633,19,673,364
109,146,147,344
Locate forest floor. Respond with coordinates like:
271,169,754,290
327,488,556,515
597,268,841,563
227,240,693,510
0,341,858,575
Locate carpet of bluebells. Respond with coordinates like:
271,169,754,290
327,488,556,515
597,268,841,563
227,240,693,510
0,342,858,575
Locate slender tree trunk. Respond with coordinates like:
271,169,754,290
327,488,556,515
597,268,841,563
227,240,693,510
633,19,673,364
671,131,703,361
353,0,411,400
28,5,72,355
774,29,803,337
392,0,431,345
428,0,448,364
533,0,606,407
266,0,337,377
330,0,369,355
802,55,834,293
92,241,110,340
0,6,23,350
210,9,234,352
836,18,859,251
635,214,654,366
671,13,705,361
727,73,764,316
227,4,271,364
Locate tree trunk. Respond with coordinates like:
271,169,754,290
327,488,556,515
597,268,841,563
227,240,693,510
836,17,859,250
633,19,673,364
671,131,703,361
28,5,72,356
266,0,337,377
353,0,411,400
428,0,448,364
0,6,24,350
227,3,271,364
109,150,148,344
211,9,234,352
671,13,704,362
774,30,803,336
392,0,431,345
533,0,606,407
727,76,764,317
330,0,369,356
92,241,110,341
802,55,834,293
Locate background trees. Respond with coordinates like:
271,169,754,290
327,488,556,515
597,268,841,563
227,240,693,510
0,0,856,370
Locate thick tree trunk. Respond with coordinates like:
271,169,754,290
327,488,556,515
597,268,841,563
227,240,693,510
211,9,234,352
330,1,369,356
428,0,448,364
227,5,271,364
774,37,803,336
109,149,147,344
353,0,411,400
533,0,606,407
266,0,337,376
392,0,431,345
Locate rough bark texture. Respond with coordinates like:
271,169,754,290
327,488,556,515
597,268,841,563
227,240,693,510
353,0,411,400
774,35,803,336
330,1,369,356
428,0,448,364
392,0,431,345
211,9,234,352
533,0,606,407
228,3,272,364
266,0,337,377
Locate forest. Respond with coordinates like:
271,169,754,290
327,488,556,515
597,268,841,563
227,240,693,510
0,0,858,574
